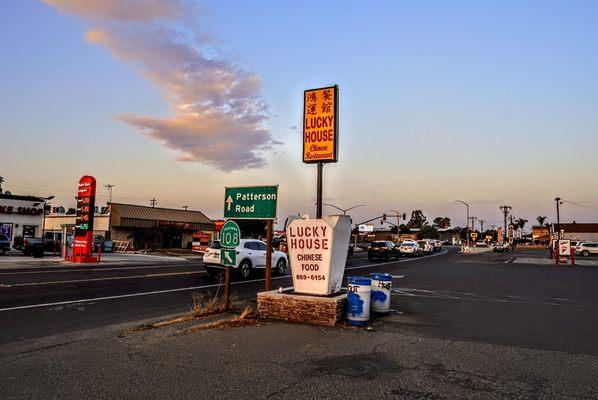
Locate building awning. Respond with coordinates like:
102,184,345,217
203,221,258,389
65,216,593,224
110,203,214,231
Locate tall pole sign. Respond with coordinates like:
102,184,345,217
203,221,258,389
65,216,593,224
303,85,339,218
73,175,97,263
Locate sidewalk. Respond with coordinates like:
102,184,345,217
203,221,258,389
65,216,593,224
0,252,194,270
1,306,596,399
514,257,598,267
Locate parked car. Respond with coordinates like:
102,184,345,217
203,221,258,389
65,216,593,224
492,243,510,253
575,242,598,257
13,232,63,255
399,242,423,257
417,240,434,255
203,239,288,280
0,234,10,255
367,241,400,261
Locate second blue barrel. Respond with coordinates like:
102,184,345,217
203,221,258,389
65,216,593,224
346,276,371,325
370,273,392,313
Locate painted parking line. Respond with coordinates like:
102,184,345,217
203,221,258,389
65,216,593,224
0,250,450,312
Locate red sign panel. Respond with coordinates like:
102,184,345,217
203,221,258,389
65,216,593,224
73,175,97,262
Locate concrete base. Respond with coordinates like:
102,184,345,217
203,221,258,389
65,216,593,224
257,288,347,327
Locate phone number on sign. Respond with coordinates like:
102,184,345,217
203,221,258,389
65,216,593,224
295,274,326,281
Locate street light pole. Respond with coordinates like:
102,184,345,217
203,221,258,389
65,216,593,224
323,203,365,215
455,200,469,247
555,197,562,240
40,195,55,254
499,205,512,242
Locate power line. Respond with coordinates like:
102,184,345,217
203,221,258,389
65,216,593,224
4,179,164,203
561,199,598,210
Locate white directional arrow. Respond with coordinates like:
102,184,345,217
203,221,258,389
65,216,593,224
226,195,233,211
224,251,233,264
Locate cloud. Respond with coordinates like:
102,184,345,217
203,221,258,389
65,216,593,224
44,0,277,171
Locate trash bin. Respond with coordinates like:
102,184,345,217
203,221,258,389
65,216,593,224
32,243,44,258
346,276,371,326
370,273,392,314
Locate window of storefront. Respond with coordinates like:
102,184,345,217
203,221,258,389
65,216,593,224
0,223,13,240
23,225,37,237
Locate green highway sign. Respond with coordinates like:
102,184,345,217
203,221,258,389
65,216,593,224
221,248,236,266
220,220,241,248
224,185,278,220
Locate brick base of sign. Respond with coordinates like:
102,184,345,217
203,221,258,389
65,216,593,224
257,288,347,327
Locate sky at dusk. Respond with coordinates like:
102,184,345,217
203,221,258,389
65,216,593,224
1,0,597,229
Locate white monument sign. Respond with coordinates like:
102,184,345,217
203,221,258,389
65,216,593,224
558,239,571,257
287,215,351,295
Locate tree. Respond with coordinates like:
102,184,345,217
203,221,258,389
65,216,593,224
517,218,528,237
536,216,547,226
433,217,451,229
406,210,428,229
417,225,439,240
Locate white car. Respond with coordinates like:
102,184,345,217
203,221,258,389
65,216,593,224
575,242,598,257
203,239,288,279
399,242,423,257
417,240,434,255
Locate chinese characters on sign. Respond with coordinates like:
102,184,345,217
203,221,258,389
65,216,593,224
303,86,338,163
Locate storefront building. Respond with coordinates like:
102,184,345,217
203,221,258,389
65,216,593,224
0,193,45,245
555,223,598,242
45,202,216,250
109,203,215,249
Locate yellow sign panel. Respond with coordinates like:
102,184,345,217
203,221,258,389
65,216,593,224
303,85,338,163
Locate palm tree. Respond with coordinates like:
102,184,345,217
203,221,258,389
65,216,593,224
537,216,547,226
517,218,528,239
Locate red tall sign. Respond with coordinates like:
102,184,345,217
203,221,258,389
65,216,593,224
72,175,98,263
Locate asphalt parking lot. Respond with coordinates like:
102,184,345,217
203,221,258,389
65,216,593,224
1,247,597,398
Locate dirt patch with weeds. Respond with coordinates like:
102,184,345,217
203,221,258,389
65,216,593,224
178,306,262,334
125,292,242,335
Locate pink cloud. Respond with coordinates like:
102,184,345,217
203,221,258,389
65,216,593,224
44,0,277,171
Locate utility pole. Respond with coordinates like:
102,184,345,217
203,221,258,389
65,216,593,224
455,200,470,247
469,216,478,232
103,183,115,204
150,198,157,208
499,205,512,242
390,209,405,229
555,197,562,240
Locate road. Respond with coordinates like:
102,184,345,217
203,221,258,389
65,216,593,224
1,247,598,358
0,250,440,343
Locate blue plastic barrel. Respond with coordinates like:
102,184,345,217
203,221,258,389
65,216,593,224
346,276,372,325
370,273,392,314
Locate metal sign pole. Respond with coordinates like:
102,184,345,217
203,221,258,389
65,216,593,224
316,162,323,219
265,220,273,291
224,265,231,310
